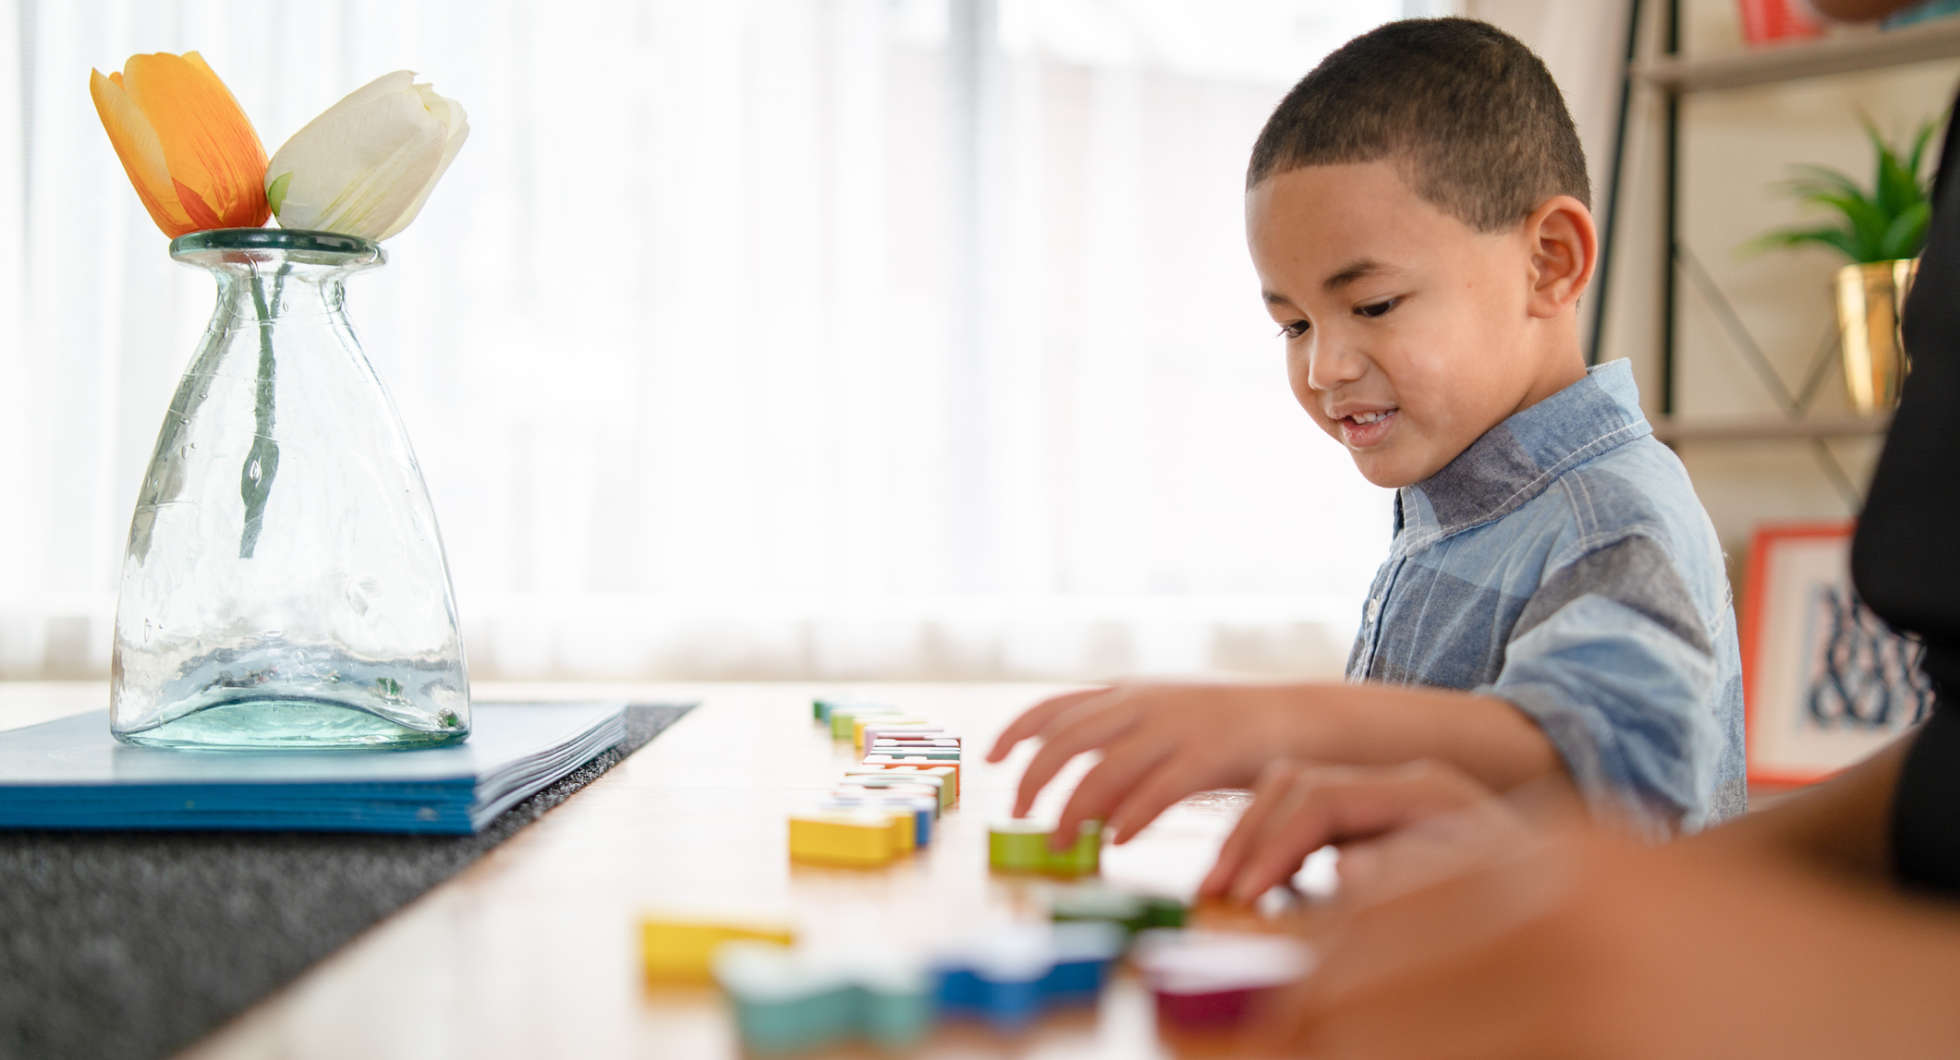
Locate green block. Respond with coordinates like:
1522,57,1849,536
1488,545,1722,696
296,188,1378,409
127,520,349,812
828,705,900,741
1050,883,1186,937
988,819,1101,877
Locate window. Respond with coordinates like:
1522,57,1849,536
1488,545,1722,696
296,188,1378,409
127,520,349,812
0,0,1401,681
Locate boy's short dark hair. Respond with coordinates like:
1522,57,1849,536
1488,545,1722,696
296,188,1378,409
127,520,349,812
1247,17,1589,232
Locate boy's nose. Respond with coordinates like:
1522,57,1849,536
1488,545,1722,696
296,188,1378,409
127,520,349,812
1304,338,1368,393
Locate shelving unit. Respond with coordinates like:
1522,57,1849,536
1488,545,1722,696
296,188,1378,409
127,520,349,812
1592,3,1958,484
1635,15,1960,92
1651,412,1891,443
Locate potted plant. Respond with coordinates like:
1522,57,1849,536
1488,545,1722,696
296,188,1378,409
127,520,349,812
1758,117,1937,412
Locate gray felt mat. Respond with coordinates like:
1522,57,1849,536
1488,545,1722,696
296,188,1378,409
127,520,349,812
0,702,694,1060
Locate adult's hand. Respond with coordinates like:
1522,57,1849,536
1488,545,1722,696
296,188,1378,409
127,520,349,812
1259,827,1960,1058
1198,758,1536,905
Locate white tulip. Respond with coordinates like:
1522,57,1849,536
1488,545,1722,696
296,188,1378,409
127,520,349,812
265,71,468,241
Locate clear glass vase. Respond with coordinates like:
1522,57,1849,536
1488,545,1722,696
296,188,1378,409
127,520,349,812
110,228,470,749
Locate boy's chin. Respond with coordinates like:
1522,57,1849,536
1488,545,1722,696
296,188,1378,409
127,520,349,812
1350,453,1426,489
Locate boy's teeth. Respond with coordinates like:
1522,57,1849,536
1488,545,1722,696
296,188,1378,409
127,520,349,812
1351,410,1391,424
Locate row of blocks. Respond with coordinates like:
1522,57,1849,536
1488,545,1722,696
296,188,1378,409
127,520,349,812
644,887,1310,1053
799,699,1105,877
639,697,1311,1053
791,700,965,868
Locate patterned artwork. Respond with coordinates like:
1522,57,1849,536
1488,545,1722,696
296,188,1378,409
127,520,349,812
1745,523,1930,784
1799,583,1934,732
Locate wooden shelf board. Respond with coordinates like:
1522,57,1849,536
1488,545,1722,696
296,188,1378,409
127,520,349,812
1634,18,1960,93
1652,413,1892,443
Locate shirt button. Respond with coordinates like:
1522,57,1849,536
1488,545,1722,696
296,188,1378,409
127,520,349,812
1366,598,1382,623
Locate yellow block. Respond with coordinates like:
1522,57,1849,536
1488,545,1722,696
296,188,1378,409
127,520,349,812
641,917,794,984
789,810,901,867
822,800,915,854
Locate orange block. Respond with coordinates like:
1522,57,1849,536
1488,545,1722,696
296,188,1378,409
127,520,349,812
858,759,959,805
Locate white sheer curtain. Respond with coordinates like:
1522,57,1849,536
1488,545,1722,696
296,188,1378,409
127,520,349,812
0,0,1403,682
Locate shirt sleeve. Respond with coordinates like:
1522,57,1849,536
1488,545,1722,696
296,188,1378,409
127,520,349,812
1475,531,1728,829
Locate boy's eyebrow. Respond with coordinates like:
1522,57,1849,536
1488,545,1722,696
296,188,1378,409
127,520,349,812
1261,259,1399,306
1262,259,1400,307
1321,258,1394,292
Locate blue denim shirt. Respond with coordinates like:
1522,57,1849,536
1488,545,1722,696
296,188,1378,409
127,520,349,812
1346,360,1747,828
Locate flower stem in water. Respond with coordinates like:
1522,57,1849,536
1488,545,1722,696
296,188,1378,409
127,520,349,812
240,264,289,559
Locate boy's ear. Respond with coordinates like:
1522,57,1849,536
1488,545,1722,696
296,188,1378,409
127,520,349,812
1522,195,1596,319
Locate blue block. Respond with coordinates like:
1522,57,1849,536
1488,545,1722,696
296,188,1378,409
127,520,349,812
932,923,1124,1030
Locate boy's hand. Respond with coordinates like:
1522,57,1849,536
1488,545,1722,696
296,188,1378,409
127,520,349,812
1197,759,1529,905
1255,827,1960,1059
986,683,1325,849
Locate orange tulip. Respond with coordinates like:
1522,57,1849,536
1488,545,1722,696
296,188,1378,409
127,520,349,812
89,52,269,238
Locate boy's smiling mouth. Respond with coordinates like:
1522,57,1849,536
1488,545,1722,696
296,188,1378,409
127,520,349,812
1330,404,1399,449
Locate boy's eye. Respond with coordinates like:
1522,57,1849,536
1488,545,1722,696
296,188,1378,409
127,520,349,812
1276,320,1310,339
1355,297,1401,319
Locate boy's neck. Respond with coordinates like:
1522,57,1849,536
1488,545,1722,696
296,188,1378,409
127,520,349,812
1507,320,1589,421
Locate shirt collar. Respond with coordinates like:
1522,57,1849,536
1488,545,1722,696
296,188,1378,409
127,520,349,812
1396,360,1652,544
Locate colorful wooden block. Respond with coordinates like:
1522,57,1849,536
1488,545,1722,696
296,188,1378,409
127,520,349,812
641,915,795,984
861,754,961,790
840,770,952,812
1049,882,1187,938
833,778,942,819
812,698,892,726
855,761,960,806
1131,929,1314,1029
820,794,935,848
852,714,931,752
933,922,1126,1030
869,735,959,748
830,705,904,742
988,819,1102,877
868,741,960,761
789,809,903,867
861,724,958,748
715,942,936,1053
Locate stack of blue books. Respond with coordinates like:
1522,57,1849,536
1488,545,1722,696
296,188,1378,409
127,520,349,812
0,701,626,834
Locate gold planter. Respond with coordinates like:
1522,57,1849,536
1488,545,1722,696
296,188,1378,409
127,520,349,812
1835,258,1917,413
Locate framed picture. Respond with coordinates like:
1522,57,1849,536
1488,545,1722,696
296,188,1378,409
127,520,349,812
1742,522,1935,785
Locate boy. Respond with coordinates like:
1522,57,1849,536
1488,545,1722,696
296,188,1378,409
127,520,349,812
986,18,1746,867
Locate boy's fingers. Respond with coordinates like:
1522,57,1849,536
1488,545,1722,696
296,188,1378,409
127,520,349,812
1011,697,1137,816
1231,765,1487,904
1106,751,1234,845
1230,778,1331,902
1051,731,1174,847
986,687,1107,762
1200,765,1297,895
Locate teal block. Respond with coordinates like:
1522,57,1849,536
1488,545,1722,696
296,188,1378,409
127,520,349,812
716,943,935,1054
